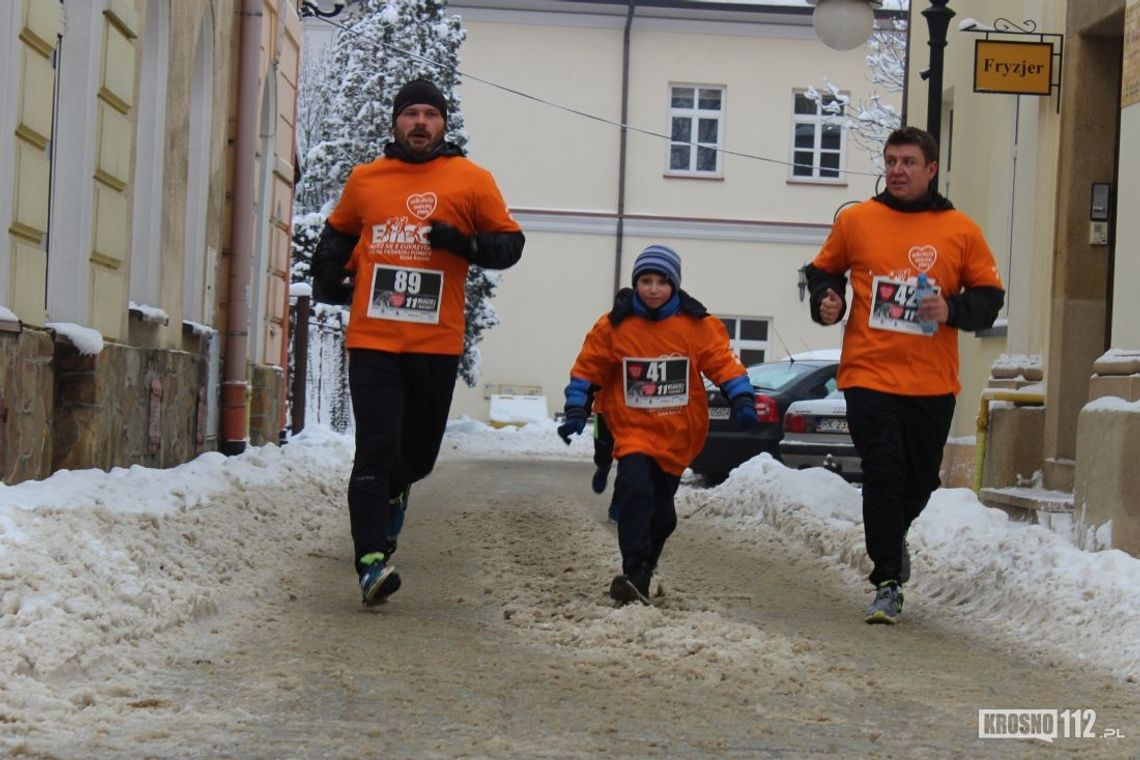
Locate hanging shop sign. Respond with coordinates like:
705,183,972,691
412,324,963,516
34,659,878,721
974,39,1053,96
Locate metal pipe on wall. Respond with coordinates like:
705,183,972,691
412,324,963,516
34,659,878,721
612,1,635,295
221,0,264,456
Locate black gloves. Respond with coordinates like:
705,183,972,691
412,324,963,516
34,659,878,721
428,220,476,260
732,395,762,431
313,267,354,306
311,223,357,305
557,407,587,445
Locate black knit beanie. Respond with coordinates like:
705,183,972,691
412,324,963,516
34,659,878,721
392,79,448,124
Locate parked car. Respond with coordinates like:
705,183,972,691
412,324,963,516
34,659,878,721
779,390,862,482
690,350,840,481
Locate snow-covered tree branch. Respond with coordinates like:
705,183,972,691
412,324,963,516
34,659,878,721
806,19,906,173
292,0,502,389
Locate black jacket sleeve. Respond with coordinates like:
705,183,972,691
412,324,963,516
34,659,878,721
311,223,358,305
469,230,525,270
804,264,848,325
946,286,1005,331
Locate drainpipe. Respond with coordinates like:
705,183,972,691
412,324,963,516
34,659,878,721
276,7,295,445
612,1,635,295
972,387,1046,494
220,0,264,456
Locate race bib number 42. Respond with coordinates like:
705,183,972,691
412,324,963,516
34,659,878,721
367,264,443,324
868,275,941,335
623,357,690,409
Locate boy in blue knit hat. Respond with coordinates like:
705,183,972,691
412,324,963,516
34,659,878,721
558,244,762,603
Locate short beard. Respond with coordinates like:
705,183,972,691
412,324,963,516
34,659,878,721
396,133,444,159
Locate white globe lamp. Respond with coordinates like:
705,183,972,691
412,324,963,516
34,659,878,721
807,0,880,51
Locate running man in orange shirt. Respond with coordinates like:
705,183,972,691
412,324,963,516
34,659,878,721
311,79,524,606
805,127,1004,624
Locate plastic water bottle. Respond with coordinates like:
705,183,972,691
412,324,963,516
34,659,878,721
916,273,937,335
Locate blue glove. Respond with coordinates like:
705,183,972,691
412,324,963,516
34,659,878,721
558,408,587,445
732,395,762,431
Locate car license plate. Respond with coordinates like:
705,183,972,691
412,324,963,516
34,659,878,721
709,406,730,420
816,417,849,433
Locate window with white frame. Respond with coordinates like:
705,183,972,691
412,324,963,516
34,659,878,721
667,84,723,176
719,316,770,366
789,90,846,182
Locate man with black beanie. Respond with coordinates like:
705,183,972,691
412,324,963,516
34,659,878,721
311,77,524,607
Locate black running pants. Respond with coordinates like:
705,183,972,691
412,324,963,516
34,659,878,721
347,349,458,573
844,387,955,587
613,453,680,576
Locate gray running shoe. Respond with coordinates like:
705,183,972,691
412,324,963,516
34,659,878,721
865,582,903,624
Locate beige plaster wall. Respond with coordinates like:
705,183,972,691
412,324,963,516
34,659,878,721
446,6,891,421
453,19,623,213
449,226,842,421
1113,1,1140,347
906,0,1065,437
150,1,237,350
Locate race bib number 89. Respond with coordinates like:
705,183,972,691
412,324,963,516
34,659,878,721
868,275,941,335
623,357,690,409
368,264,443,324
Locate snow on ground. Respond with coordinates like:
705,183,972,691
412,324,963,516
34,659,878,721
1,420,1139,688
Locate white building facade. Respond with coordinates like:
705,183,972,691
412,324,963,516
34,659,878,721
441,0,903,419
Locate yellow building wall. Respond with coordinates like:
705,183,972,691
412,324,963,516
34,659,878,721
90,2,140,341
7,0,59,325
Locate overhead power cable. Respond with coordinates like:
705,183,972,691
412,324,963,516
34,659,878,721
307,12,883,179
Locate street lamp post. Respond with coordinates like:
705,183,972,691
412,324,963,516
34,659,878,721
919,0,955,148
810,0,955,143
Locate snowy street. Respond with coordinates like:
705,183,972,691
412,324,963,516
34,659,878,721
1,424,1139,757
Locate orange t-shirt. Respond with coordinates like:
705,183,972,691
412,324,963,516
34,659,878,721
571,311,747,476
811,199,1004,396
326,155,520,355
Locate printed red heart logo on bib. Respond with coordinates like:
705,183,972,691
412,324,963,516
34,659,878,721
889,304,903,319
407,192,438,219
628,365,643,379
390,293,406,308
643,382,657,396
908,245,937,272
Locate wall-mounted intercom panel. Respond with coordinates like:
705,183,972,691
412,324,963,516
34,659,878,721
1090,182,1111,246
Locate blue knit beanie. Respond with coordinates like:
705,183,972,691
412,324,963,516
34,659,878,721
631,244,682,290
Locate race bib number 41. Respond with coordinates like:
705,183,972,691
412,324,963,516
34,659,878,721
623,357,690,409
367,264,443,324
868,275,941,335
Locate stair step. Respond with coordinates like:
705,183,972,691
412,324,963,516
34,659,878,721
979,486,1074,517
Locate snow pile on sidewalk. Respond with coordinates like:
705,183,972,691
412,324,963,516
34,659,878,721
2,420,1139,691
679,454,1140,680
0,430,352,686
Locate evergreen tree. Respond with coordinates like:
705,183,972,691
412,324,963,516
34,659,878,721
293,0,500,388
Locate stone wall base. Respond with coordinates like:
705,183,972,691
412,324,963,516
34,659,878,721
2,328,284,485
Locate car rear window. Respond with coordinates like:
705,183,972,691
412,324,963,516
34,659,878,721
746,361,829,391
